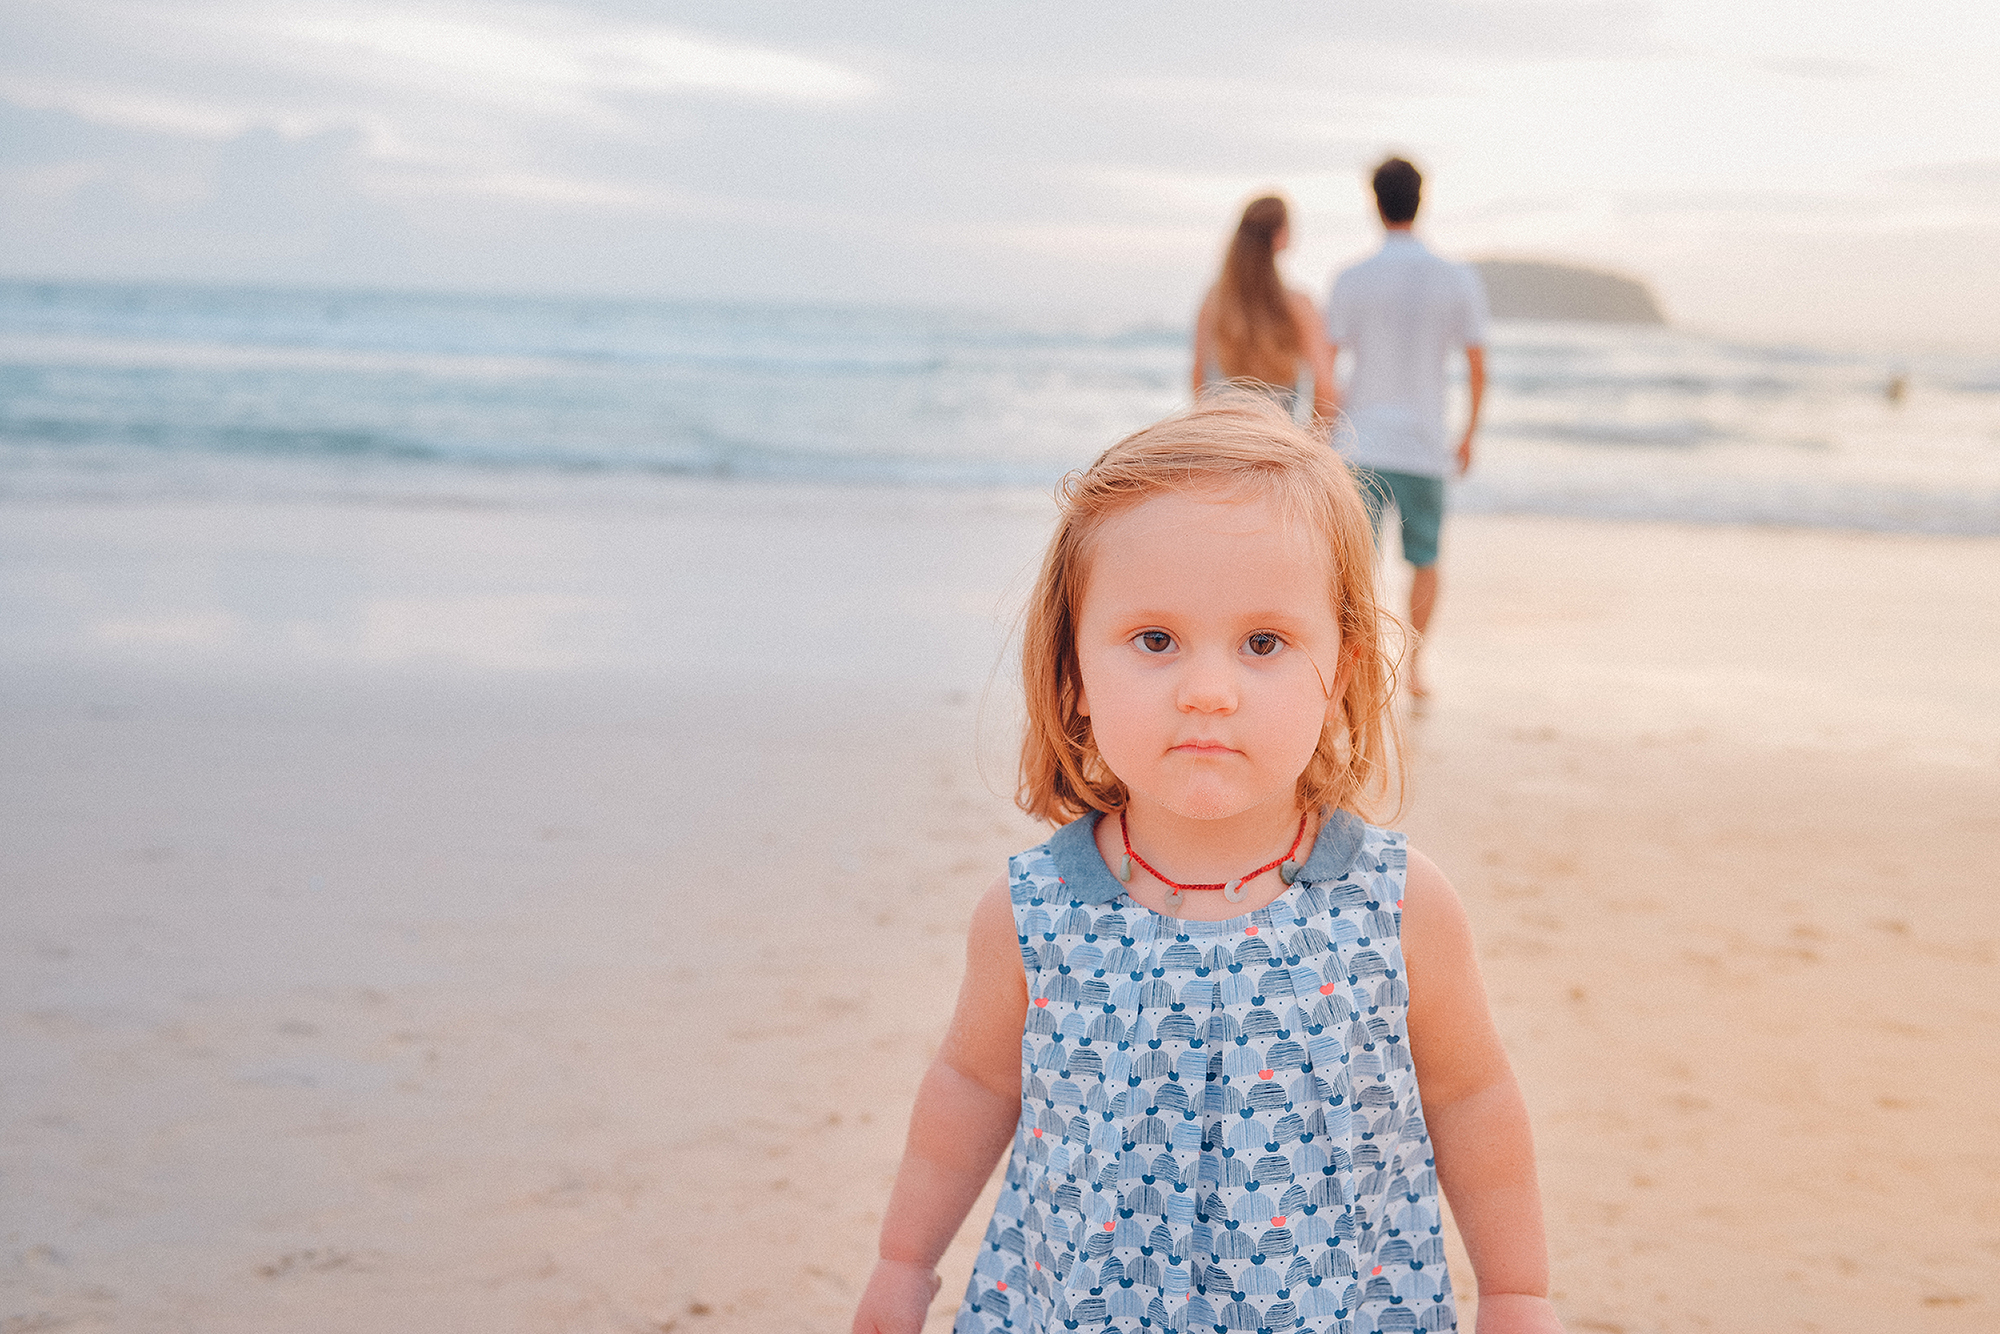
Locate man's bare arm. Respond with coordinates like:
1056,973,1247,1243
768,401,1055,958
1458,345,1486,474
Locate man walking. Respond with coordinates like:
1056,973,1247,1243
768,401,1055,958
1326,156,1488,699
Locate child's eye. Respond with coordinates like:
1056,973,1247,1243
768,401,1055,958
1133,630,1175,654
1244,632,1285,657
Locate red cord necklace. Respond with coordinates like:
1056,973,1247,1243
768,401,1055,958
1117,809,1310,909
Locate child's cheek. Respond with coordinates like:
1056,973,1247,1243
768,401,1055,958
1084,690,1146,780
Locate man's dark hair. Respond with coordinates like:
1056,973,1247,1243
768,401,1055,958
1372,157,1422,225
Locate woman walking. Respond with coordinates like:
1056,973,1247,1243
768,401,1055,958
1191,194,1337,423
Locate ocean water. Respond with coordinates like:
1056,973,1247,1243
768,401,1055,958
2,280,1997,533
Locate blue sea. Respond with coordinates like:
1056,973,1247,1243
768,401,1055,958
3,280,1997,533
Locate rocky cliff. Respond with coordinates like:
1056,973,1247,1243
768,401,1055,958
1472,259,1666,324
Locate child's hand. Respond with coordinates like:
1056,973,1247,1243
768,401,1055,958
850,1258,943,1334
1475,1293,1566,1334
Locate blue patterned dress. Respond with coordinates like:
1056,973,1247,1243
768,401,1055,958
953,809,1457,1334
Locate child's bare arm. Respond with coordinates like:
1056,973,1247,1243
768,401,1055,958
852,877,1028,1334
1402,850,1565,1334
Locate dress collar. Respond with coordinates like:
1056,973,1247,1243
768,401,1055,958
1045,807,1367,906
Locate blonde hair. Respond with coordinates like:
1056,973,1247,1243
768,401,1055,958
1018,392,1402,825
1211,195,1305,387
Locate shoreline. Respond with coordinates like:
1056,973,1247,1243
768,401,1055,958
5,469,2000,540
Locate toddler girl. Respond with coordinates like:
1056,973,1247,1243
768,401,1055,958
853,397,1561,1334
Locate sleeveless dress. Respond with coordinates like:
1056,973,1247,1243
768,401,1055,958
953,809,1457,1334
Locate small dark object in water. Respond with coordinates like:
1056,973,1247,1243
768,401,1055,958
1886,374,1909,404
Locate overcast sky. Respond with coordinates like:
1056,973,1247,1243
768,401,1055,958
3,0,1997,347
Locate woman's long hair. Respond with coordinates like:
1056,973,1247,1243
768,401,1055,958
1211,195,1303,387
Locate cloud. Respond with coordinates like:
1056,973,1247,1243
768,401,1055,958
0,102,411,282
1761,56,1878,81
1890,159,2000,197
600,0,1659,69
0,98,156,165
254,5,878,106
1332,0,1660,58
0,76,245,138
0,1,879,162
0,0,894,275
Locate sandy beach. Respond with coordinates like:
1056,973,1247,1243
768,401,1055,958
3,487,1996,1334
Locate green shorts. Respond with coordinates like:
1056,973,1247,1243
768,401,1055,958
1353,467,1445,568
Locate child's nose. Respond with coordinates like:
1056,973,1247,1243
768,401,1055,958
1176,649,1238,713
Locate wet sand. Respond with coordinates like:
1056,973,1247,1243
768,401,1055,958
2,492,1995,1333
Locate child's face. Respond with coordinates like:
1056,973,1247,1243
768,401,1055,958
1075,488,1341,824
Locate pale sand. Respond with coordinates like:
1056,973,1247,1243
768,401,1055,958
2,491,1995,1334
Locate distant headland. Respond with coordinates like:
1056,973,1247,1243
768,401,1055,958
1472,259,1667,324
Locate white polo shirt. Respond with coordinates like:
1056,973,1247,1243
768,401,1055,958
1325,234,1489,478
